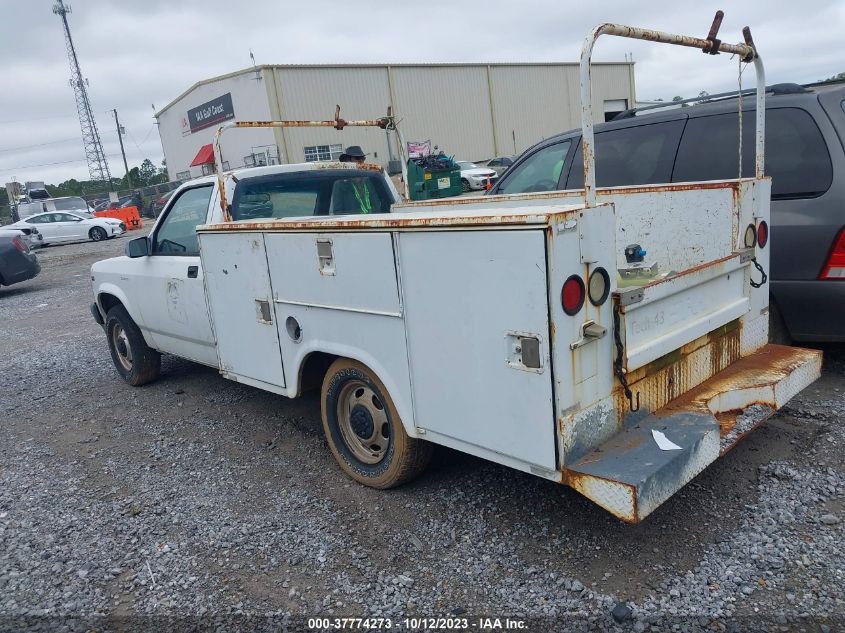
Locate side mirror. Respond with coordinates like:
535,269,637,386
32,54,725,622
126,236,150,258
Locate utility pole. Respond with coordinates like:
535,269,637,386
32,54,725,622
113,109,131,188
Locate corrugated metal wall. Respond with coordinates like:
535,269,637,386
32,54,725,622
160,63,635,174
269,67,393,165
390,65,495,162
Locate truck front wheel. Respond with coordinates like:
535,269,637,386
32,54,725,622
105,305,161,386
321,358,432,489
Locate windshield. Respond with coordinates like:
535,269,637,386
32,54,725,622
75,212,94,219
52,197,88,211
458,162,478,169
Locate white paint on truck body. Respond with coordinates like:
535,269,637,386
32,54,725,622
92,166,820,520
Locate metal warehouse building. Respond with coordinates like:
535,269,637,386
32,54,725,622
155,62,636,180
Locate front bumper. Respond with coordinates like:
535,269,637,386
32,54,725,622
110,224,126,236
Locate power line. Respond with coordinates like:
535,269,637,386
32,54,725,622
0,137,89,153
0,152,126,173
0,113,79,126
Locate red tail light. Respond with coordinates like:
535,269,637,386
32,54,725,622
562,275,586,315
11,236,29,253
757,220,768,248
819,229,845,280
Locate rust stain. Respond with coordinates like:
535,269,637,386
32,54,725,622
228,117,389,130
630,253,739,295
612,324,743,418
657,344,822,418
397,179,748,211
594,22,755,60
563,469,639,524
198,207,589,233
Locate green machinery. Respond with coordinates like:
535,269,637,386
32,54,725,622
406,155,462,201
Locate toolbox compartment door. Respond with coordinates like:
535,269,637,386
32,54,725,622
398,229,556,470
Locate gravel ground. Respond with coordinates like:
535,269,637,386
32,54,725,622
0,235,843,632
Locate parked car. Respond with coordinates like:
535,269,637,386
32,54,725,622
0,229,40,288
148,190,175,218
457,161,498,192
488,80,845,343
17,196,93,219
2,225,44,250
93,195,135,212
10,211,126,245
481,155,516,177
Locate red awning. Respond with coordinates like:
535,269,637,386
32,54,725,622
190,144,215,167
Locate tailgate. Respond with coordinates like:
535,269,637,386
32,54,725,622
616,253,751,372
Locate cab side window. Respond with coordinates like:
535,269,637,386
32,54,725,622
497,141,572,194
152,186,213,256
566,120,685,189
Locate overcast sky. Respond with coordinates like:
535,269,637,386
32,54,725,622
1,0,843,186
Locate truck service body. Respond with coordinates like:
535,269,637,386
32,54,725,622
91,18,821,522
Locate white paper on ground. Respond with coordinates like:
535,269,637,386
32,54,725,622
652,429,682,451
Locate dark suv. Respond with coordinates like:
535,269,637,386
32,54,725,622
489,81,845,343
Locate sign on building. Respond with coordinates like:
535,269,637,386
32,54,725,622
184,93,235,135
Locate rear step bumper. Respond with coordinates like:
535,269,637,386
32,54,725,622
565,344,822,523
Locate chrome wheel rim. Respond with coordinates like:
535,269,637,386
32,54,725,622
112,324,133,371
92,229,103,241
337,381,390,464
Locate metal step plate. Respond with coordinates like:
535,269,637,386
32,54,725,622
565,344,822,523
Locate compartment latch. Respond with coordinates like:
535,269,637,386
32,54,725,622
569,320,607,350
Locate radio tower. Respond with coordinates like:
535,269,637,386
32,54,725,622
53,0,112,185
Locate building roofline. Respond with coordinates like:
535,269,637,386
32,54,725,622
155,61,635,117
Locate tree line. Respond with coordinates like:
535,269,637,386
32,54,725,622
1,158,168,208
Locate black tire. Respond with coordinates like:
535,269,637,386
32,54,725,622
89,227,107,242
321,358,432,489
105,305,161,386
768,300,792,346
460,179,471,193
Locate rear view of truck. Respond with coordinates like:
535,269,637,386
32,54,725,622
186,13,822,524
394,15,821,521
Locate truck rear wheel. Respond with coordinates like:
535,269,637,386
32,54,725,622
321,358,432,489
105,305,161,386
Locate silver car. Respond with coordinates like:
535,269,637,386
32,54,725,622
481,155,516,177
3,225,44,250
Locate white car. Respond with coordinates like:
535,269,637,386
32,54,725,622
457,161,498,192
10,211,125,245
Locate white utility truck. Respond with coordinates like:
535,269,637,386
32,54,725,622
91,17,821,522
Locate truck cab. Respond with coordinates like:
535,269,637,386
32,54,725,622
91,162,400,367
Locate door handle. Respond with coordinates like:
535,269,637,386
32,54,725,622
187,265,198,278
